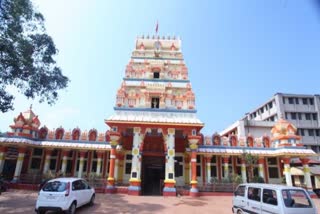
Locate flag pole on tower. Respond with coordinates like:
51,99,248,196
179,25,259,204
155,21,159,34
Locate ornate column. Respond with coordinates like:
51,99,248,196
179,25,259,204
78,151,86,178
258,157,265,179
205,156,211,184
96,152,103,176
0,146,7,174
184,153,190,185
12,147,26,182
300,158,312,190
60,150,69,175
43,149,53,174
116,152,125,184
188,135,201,197
283,157,292,186
241,158,247,183
106,131,120,193
128,127,144,195
223,156,229,179
163,128,176,196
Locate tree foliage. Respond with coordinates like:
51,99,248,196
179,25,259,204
242,150,258,183
0,0,69,112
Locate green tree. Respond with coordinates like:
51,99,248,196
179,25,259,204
242,150,258,183
0,0,69,113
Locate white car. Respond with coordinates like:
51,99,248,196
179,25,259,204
35,177,95,214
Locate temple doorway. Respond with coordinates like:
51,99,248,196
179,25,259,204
141,156,165,196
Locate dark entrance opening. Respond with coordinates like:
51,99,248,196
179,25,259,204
141,156,165,196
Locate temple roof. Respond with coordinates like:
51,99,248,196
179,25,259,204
107,110,203,125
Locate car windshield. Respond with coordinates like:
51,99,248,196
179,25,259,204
42,181,67,192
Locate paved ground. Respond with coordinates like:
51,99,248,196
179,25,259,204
0,190,320,214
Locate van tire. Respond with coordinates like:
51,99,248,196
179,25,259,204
237,210,243,214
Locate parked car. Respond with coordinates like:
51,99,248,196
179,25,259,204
232,183,317,214
35,177,95,214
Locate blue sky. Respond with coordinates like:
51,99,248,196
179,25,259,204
1,0,320,136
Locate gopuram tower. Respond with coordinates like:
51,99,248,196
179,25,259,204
106,34,204,196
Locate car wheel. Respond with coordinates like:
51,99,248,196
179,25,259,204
237,210,243,214
89,194,95,206
65,202,76,214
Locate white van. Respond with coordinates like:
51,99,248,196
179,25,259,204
232,183,317,214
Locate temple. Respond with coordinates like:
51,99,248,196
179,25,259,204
0,35,317,197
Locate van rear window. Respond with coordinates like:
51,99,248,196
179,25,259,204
282,190,312,208
42,181,67,192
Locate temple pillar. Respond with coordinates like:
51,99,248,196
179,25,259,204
43,149,53,174
301,158,312,190
96,152,103,176
205,156,211,184
12,147,26,183
223,156,229,178
258,157,265,179
184,153,190,185
106,131,120,193
78,151,86,178
60,150,69,175
241,158,247,183
163,128,176,196
128,127,144,195
0,147,7,174
116,152,125,184
283,157,292,186
188,135,201,197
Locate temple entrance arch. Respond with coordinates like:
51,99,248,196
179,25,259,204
141,130,166,195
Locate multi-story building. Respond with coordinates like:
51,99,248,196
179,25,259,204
220,93,320,153
0,37,317,197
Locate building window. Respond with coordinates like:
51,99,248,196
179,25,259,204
291,113,296,120
288,98,294,104
125,163,132,174
151,97,159,108
298,113,302,120
268,168,279,179
316,130,320,137
210,165,217,177
310,98,314,105
196,155,201,163
196,165,201,177
260,107,264,114
153,72,160,79
305,113,311,120
302,98,308,105
295,98,299,104
300,129,305,136
253,112,256,118
268,102,273,109
209,156,216,163
270,116,274,122
282,97,286,104
285,112,288,119
308,129,314,136
312,113,317,120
